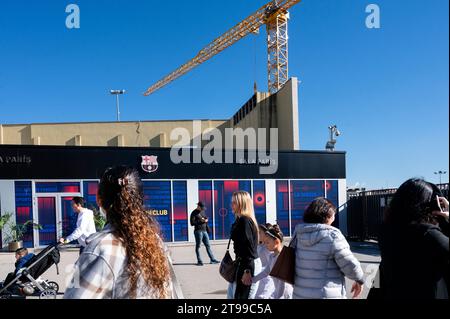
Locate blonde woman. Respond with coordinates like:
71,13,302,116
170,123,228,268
228,191,261,299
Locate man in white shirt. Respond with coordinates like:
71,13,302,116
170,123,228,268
59,197,97,254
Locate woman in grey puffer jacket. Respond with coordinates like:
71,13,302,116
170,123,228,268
292,197,365,299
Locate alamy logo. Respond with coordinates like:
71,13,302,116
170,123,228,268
141,155,159,173
365,4,381,29
65,4,80,29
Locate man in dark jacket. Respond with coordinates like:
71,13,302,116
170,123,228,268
190,202,219,266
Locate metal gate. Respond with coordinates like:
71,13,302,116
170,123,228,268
346,184,448,241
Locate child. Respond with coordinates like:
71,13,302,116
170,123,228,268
242,225,293,299
252,223,273,298
1,248,35,292
14,248,35,274
257,223,273,268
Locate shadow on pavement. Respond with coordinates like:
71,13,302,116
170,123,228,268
349,241,380,257
205,290,227,295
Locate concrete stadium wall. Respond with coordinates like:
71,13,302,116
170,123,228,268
0,120,227,148
232,78,299,151
1,77,300,151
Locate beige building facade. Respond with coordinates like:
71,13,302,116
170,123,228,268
0,78,300,150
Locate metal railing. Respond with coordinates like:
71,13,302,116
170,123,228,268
346,183,449,241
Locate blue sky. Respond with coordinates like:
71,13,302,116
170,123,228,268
0,0,448,189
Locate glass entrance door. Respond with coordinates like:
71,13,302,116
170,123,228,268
37,197,57,246
35,194,81,247
61,196,78,238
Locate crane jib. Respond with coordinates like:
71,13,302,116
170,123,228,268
143,0,301,96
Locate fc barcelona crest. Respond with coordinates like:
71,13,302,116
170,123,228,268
141,155,158,173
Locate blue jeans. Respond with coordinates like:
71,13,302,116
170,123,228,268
194,230,216,263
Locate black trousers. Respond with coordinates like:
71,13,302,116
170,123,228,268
3,272,16,287
2,272,22,295
234,259,255,299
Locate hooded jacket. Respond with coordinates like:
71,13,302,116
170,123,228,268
292,223,364,299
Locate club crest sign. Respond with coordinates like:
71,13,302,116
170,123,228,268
141,155,158,173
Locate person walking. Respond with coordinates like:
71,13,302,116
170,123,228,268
59,196,96,254
378,178,449,299
190,201,219,266
243,224,293,299
257,223,273,268
229,191,261,299
228,222,271,298
292,197,365,299
64,166,172,299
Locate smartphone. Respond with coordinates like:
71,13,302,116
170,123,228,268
429,195,442,212
436,195,443,212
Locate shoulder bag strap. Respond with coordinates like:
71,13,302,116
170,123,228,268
289,231,297,249
226,236,232,251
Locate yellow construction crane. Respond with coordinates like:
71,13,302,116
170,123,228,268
143,0,301,96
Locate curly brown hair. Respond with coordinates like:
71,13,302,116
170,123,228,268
98,166,170,298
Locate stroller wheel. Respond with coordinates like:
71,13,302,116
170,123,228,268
0,292,12,299
47,281,59,293
39,289,57,299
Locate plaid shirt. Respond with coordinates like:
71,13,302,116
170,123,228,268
64,224,173,299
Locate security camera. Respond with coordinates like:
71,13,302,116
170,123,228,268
335,129,341,136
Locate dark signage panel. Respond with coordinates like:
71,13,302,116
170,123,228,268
0,145,346,180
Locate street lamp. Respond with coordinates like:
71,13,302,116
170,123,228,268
434,170,447,185
325,125,341,152
110,90,126,121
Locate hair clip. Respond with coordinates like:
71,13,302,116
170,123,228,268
266,229,282,241
118,178,129,186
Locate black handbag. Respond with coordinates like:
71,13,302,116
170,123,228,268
219,237,236,283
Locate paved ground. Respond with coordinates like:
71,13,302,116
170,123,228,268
169,240,381,299
0,240,380,299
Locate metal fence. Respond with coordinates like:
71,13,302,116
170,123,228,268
346,183,449,241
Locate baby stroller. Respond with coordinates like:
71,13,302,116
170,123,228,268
0,244,61,299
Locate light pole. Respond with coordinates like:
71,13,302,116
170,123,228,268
434,170,447,185
325,125,341,152
110,90,126,121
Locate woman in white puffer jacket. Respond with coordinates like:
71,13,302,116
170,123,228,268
292,197,365,299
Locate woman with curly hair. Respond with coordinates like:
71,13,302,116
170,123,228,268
64,166,172,299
